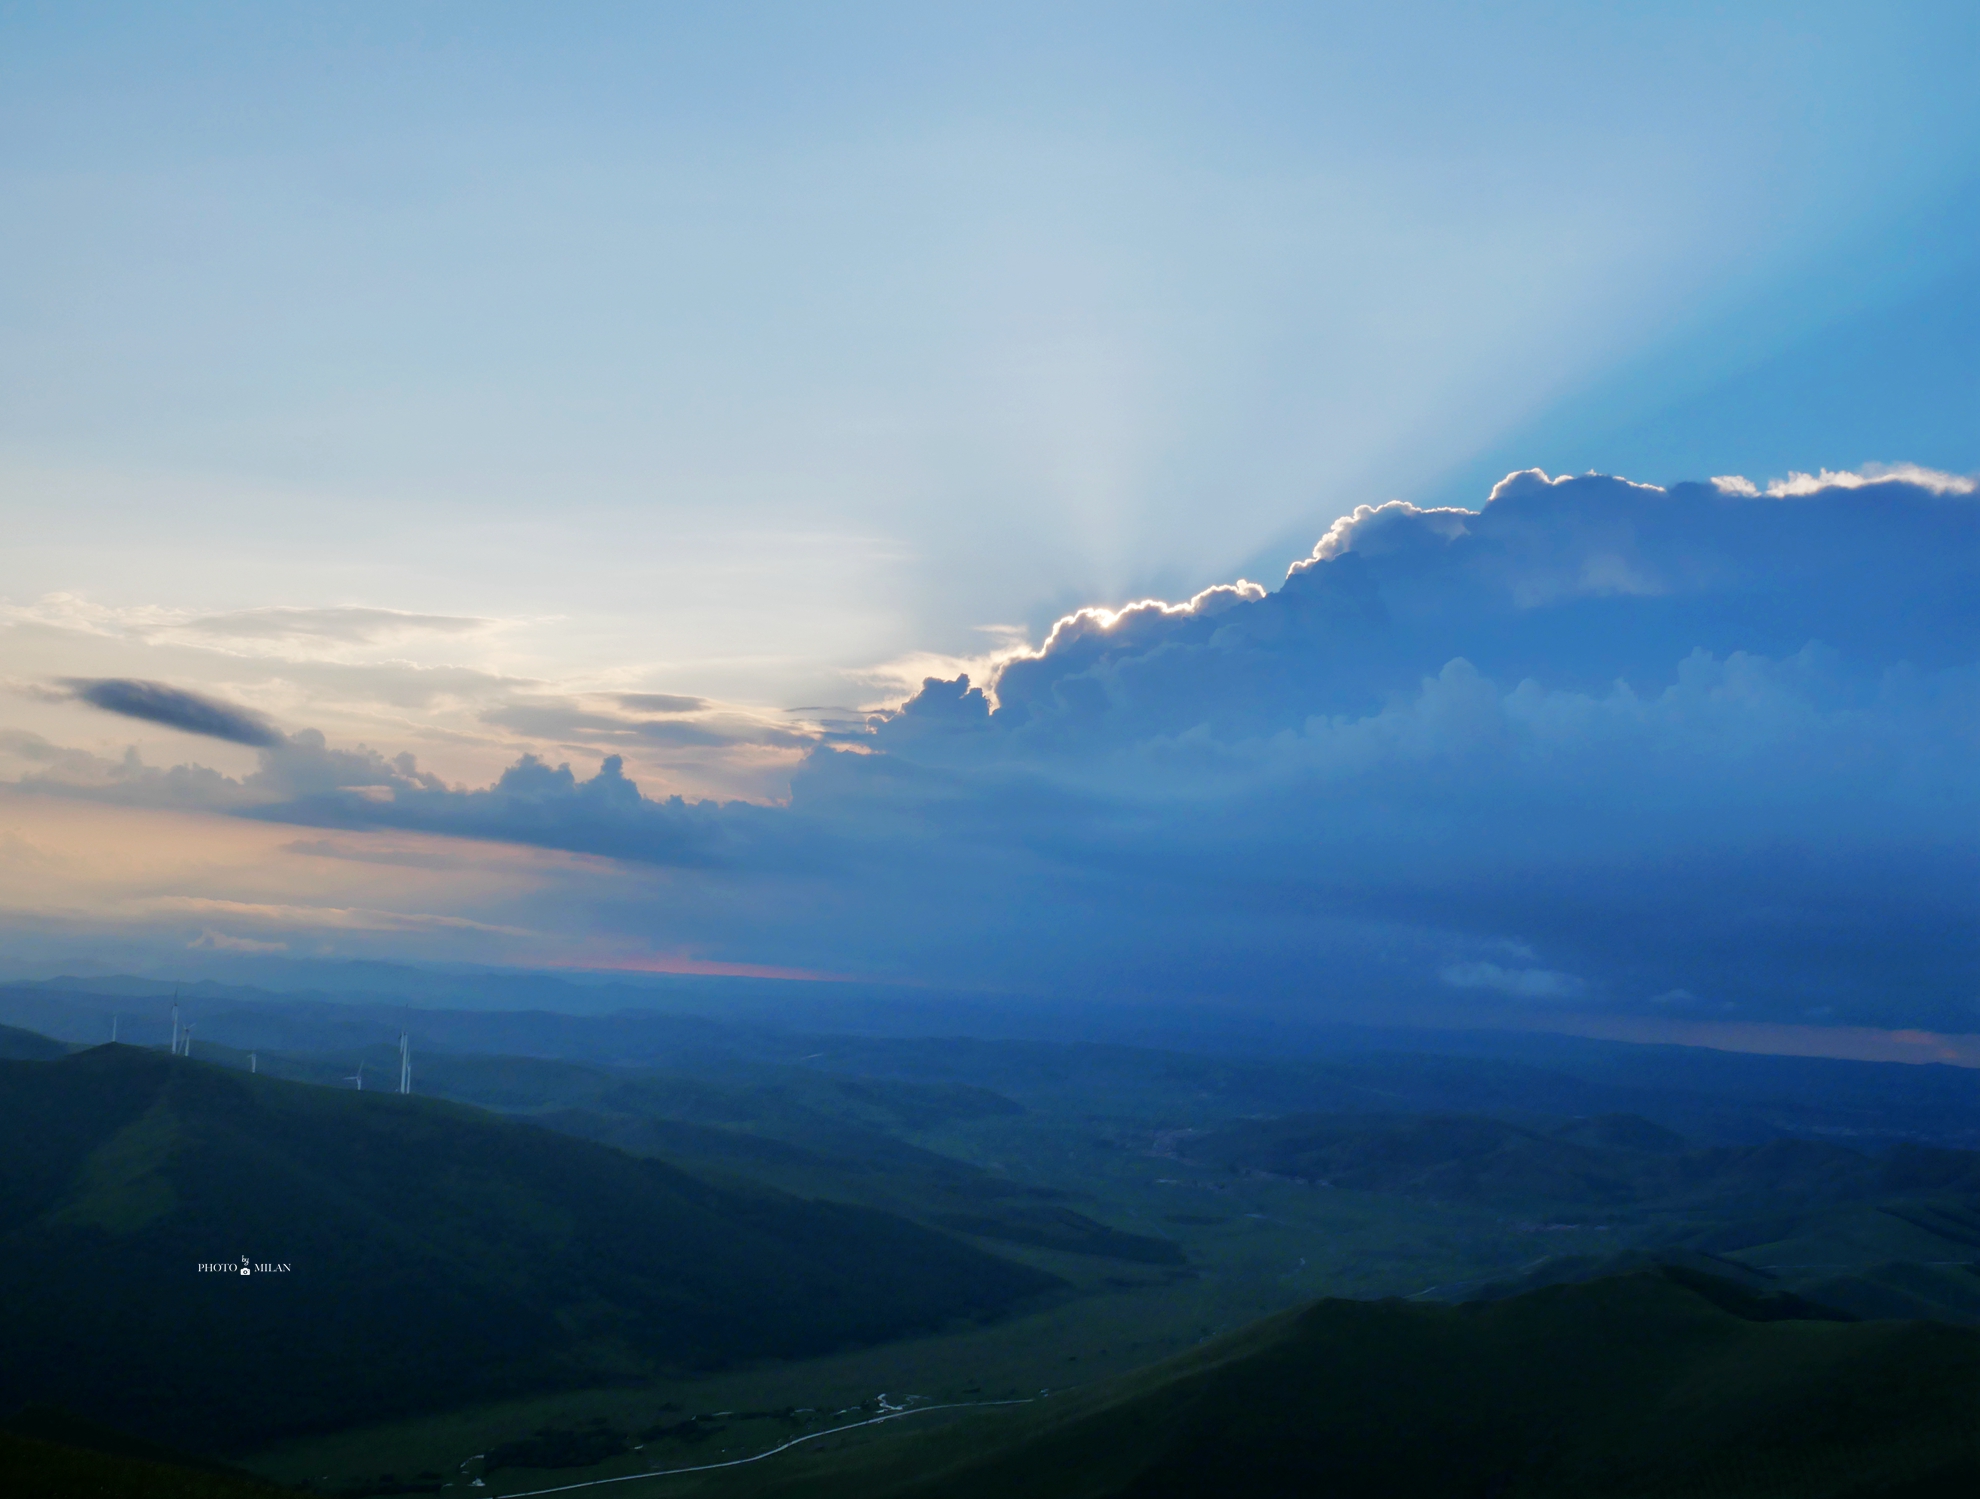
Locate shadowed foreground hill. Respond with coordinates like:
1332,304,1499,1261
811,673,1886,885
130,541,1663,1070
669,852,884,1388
0,1433,294,1499
742,1270,1979,1499
0,1407,292,1498
0,1047,1059,1454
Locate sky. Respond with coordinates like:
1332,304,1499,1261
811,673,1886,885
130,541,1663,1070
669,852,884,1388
1,3,1976,1044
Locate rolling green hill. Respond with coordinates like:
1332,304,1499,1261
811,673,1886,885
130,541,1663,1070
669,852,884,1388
0,1046,1060,1455
727,1269,1980,1499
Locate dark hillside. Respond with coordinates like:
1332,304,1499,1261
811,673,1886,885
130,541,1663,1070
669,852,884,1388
0,1020,68,1060
0,1406,286,1496
748,1269,1980,1499
0,1432,294,1499
0,1047,1058,1454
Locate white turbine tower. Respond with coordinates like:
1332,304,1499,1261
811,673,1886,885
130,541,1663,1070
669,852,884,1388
110,1014,119,1044
249,1052,257,1074
170,1001,181,1057
398,1032,411,1095
183,1023,194,1059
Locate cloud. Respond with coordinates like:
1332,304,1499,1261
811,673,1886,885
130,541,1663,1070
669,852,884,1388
249,752,774,869
615,692,708,714
59,677,286,747
477,697,814,752
1440,961,1588,1000
189,929,289,952
137,895,531,936
1304,500,1475,563
268,660,539,711
279,837,484,872
7,466,1974,1032
177,606,496,644
1,722,448,813
1707,462,1977,499
1,731,252,810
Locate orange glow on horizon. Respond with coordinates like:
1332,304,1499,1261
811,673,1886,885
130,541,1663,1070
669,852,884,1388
538,950,849,983
1524,1013,1980,1069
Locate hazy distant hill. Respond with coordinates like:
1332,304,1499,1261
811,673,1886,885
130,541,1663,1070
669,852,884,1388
751,1269,1980,1499
0,1047,1059,1454
8,975,1979,1148
1179,1109,1980,1210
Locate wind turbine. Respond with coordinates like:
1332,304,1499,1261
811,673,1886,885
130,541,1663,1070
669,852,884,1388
110,1014,119,1044
398,1032,412,1095
249,1052,257,1075
170,999,181,1057
346,1061,364,1091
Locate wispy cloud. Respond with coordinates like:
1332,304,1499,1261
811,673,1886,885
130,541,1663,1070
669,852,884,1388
178,606,498,644
137,895,531,936
1440,961,1588,1001
614,693,708,714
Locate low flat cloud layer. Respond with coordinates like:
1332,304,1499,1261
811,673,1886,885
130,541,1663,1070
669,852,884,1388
17,466,1978,1033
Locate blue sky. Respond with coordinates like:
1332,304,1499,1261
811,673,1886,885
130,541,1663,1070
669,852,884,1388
1,4,1974,1044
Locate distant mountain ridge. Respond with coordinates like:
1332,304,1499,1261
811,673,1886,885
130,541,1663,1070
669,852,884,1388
7,978,1972,1148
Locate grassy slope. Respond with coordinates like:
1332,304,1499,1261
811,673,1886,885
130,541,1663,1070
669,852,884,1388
715,1270,1980,1499
0,1047,1060,1454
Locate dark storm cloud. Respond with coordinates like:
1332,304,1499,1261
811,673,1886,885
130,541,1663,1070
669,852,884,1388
61,677,286,748
254,752,777,868
818,468,1978,1026
23,467,1976,1032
